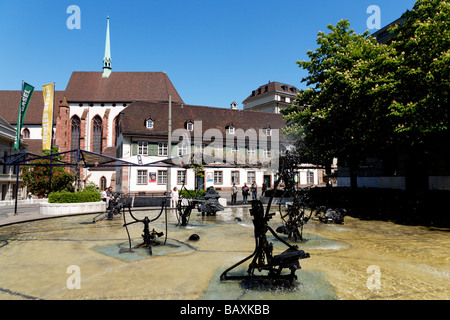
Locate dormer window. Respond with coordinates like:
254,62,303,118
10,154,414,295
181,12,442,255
146,118,154,129
186,120,194,132
226,125,235,134
263,127,272,136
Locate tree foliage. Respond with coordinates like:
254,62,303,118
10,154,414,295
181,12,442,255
20,148,77,198
282,0,449,188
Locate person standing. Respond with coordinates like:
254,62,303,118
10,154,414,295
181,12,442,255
170,186,179,208
262,181,267,197
242,183,249,204
251,181,257,200
231,183,238,205
101,187,111,209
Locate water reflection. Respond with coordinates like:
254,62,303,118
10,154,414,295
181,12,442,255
0,207,448,300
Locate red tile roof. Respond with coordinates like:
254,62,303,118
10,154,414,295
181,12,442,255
242,81,299,103
64,72,184,103
120,100,286,140
0,90,65,125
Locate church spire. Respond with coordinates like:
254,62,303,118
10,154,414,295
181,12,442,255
102,15,111,78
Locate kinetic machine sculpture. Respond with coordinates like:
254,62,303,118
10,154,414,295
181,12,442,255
220,152,310,283
122,200,168,255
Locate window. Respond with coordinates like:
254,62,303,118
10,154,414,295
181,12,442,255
262,148,271,158
158,142,168,156
194,144,204,153
307,171,314,184
71,116,80,163
22,128,30,139
177,170,186,185
146,119,154,129
227,125,235,134
100,177,107,191
178,143,189,156
158,170,167,184
214,171,223,184
247,145,256,155
247,171,255,184
114,117,120,145
231,144,238,153
92,116,102,154
138,141,148,155
231,171,240,185
137,170,148,184
186,121,194,131
263,127,272,136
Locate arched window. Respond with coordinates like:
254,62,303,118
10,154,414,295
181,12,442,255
92,116,103,154
71,116,80,150
70,116,81,165
22,128,30,139
114,116,120,145
100,176,107,191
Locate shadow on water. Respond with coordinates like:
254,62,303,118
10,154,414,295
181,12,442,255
201,268,338,300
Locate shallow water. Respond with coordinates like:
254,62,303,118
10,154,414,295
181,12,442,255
0,207,448,300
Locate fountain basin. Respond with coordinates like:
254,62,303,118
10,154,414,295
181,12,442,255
40,201,106,216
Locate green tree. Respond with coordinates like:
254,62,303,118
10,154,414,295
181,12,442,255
388,0,449,139
282,19,393,187
386,0,449,190
20,148,77,198
283,0,449,190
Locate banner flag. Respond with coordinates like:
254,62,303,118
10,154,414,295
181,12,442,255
42,83,54,151
14,82,35,150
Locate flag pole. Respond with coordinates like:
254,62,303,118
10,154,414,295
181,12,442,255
48,82,55,195
14,80,24,215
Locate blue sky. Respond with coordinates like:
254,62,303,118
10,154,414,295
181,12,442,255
0,0,415,109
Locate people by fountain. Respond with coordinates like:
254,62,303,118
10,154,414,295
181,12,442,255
242,183,249,204
262,181,267,197
231,183,238,205
170,186,179,208
251,181,257,200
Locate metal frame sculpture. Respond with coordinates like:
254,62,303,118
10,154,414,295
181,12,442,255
220,200,310,283
92,192,124,223
220,154,310,284
122,200,168,255
275,153,315,242
175,171,224,226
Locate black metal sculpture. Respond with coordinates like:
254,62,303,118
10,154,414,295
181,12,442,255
314,206,346,224
197,186,224,216
275,154,315,242
92,192,124,223
175,180,224,226
220,154,310,284
176,197,197,227
220,200,310,284
122,200,168,255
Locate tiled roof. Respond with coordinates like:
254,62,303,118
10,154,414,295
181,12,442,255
243,81,299,103
0,90,65,125
120,100,286,140
64,71,184,103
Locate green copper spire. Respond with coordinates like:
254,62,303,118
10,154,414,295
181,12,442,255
102,15,111,78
